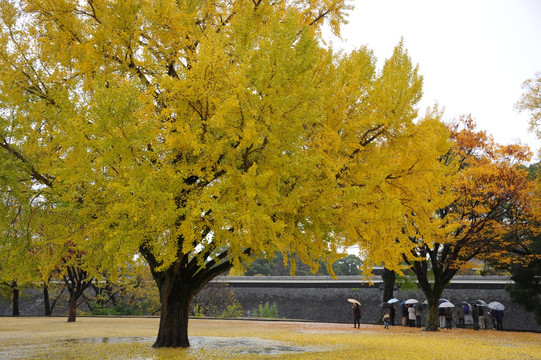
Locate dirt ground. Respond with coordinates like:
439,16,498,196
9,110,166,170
1,317,540,360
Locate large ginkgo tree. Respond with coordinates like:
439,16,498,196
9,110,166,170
0,0,451,347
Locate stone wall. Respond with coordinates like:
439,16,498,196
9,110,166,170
1,275,540,333
218,276,541,332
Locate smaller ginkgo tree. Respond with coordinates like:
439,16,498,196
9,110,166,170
402,116,540,331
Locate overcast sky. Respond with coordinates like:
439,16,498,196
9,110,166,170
325,0,541,161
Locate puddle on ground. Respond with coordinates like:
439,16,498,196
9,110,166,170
1,336,312,358
61,336,154,344
190,336,309,354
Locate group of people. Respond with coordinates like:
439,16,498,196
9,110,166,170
352,301,506,331
403,303,423,328
446,304,505,331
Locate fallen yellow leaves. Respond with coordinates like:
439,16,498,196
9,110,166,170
1,317,540,360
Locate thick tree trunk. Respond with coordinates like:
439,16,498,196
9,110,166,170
12,286,20,317
140,238,241,348
381,268,396,302
424,291,443,331
67,294,77,322
43,285,52,316
153,277,194,348
409,252,451,332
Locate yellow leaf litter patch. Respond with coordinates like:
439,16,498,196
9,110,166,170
0,317,540,360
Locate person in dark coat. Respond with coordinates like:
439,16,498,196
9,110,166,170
478,306,485,330
495,309,504,331
402,303,408,327
415,306,423,328
390,305,396,326
438,306,446,328
444,307,453,329
352,303,361,328
472,304,480,330
490,310,497,329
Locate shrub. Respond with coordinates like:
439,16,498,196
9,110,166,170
253,302,278,318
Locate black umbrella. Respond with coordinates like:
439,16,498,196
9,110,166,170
413,302,427,310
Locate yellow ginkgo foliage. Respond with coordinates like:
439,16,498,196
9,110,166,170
0,0,451,347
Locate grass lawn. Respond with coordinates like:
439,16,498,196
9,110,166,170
1,317,540,359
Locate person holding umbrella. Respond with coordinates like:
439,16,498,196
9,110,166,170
478,305,485,330
386,298,399,326
438,301,454,329
414,303,424,328
444,307,453,329
350,299,362,328
408,305,416,327
438,305,446,328
401,301,408,327
456,302,471,329
488,302,505,330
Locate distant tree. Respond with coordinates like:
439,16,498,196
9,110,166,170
0,281,19,316
244,252,329,276
506,239,541,324
505,162,541,324
83,263,160,316
332,255,362,276
191,281,242,318
42,279,66,316
516,72,541,146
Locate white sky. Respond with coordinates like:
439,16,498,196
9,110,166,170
325,0,541,161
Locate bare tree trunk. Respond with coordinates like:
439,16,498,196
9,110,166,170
43,284,52,316
12,282,20,317
50,285,66,315
63,266,93,323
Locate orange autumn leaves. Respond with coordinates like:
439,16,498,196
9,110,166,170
443,115,539,268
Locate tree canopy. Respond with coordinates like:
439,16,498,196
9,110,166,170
0,0,452,347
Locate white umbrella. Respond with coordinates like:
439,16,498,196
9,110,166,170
422,298,449,305
473,300,488,307
438,302,455,308
348,298,361,306
488,301,505,311
387,298,400,304
405,299,419,305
